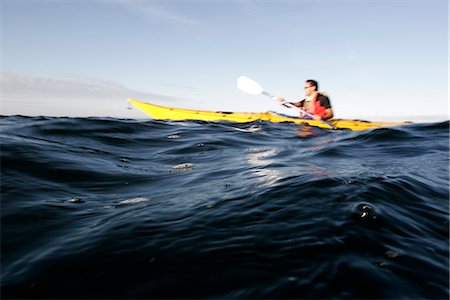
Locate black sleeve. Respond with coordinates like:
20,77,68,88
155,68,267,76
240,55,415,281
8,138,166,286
288,99,305,107
318,95,331,109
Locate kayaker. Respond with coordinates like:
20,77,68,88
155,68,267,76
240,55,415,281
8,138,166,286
277,80,334,121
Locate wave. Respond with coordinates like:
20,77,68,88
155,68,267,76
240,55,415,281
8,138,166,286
1,116,448,299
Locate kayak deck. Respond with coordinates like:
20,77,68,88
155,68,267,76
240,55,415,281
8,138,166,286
128,99,408,130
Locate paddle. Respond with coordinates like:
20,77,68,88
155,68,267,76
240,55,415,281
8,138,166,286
236,76,337,129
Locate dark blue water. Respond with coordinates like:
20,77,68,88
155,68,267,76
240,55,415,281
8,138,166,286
1,115,449,299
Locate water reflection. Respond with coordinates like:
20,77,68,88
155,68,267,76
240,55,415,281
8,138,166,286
246,148,282,187
296,123,321,138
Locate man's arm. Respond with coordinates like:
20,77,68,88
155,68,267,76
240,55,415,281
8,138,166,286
276,98,304,108
289,101,304,108
316,94,333,120
277,98,305,108
320,108,334,120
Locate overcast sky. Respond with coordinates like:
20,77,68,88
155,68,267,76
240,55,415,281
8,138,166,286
1,0,448,121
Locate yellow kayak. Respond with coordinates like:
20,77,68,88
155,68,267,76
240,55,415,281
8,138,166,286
128,99,408,131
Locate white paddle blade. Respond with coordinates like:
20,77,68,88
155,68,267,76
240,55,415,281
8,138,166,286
237,76,264,95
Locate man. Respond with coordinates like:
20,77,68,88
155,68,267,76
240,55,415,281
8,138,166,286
278,80,334,121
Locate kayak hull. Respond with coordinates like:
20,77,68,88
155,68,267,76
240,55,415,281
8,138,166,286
128,99,408,130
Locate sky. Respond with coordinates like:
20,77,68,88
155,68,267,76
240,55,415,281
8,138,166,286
1,0,448,121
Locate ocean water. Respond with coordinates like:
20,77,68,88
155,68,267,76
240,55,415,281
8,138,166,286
1,115,449,299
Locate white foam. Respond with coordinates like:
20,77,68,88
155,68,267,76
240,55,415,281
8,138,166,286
117,197,149,205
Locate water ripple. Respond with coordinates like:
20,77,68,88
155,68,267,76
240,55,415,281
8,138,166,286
1,116,448,299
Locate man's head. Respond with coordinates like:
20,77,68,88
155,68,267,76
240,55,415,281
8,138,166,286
304,79,318,97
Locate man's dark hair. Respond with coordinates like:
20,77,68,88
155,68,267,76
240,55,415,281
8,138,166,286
306,79,318,91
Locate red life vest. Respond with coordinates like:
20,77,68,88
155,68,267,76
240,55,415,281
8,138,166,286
304,92,327,117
